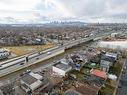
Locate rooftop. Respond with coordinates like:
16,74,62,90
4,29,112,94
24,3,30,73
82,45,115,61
100,60,112,66
64,89,82,95
101,55,116,63
21,72,43,85
91,69,107,79
105,52,117,58
21,74,37,85
53,62,71,71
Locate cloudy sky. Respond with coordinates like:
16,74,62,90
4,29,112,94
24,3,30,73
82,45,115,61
0,0,127,24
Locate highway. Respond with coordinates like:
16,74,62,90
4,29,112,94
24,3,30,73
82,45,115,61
0,31,118,77
0,47,64,77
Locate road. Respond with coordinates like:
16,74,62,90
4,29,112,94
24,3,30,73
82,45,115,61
117,59,127,95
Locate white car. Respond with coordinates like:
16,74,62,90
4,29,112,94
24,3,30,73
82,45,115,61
47,52,51,55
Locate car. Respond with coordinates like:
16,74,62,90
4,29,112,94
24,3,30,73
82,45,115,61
25,69,31,74
20,62,24,65
47,52,51,55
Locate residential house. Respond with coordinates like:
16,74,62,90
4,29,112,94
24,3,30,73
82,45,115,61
100,60,112,72
0,48,10,60
70,54,87,70
100,52,118,72
90,69,107,79
101,52,118,63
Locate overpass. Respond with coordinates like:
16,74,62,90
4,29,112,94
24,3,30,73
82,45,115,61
64,32,112,49
0,31,117,77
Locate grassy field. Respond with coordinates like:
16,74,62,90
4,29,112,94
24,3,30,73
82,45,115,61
3,44,55,56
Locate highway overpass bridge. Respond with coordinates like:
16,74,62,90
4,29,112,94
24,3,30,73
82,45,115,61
64,32,111,49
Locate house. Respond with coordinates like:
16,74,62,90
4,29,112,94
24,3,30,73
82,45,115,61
35,38,46,45
70,54,84,63
20,71,48,94
105,52,118,61
100,60,112,72
100,52,118,72
90,69,107,79
70,54,87,70
101,52,118,63
86,48,101,63
0,48,10,60
52,62,72,76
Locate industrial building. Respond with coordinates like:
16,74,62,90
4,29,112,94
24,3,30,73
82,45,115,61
20,71,48,94
52,62,72,76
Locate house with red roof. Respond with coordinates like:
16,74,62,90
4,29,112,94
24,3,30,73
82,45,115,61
90,69,107,79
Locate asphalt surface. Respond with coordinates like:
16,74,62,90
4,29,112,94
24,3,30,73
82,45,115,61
117,59,127,95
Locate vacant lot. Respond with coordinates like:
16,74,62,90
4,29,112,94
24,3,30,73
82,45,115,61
3,44,55,56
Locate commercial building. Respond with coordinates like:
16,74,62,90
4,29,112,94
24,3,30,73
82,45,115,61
52,62,72,76
20,72,48,93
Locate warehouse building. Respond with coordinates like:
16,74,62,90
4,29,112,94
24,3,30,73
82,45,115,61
20,72,48,94
52,62,72,76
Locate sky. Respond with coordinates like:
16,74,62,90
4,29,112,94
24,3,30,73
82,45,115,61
0,0,127,24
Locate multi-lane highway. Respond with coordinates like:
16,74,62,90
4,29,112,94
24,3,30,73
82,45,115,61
0,47,65,77
0,31,118,77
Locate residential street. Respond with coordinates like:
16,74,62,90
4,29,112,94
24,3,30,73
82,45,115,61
117,59,127,95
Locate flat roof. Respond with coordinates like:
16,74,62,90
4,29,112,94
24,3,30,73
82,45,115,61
53,62,71,71
21,74,37,85
101,60,111,65
105,52,117,58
